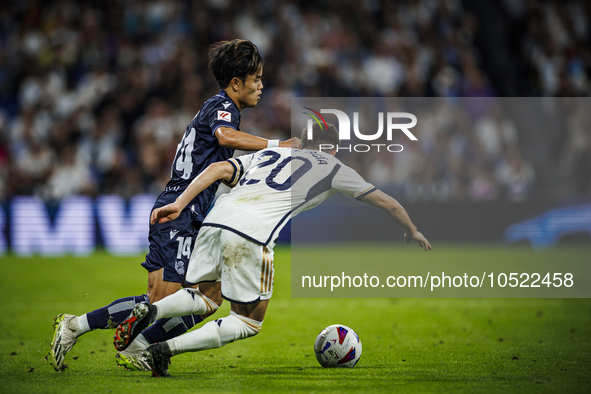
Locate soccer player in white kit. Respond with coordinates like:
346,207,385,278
114,123,431,376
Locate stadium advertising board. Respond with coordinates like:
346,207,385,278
1,195,154,256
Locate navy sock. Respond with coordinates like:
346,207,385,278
86,294,149,329
141,314,204,344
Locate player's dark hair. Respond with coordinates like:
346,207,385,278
208,39,263,89
301,122,340,150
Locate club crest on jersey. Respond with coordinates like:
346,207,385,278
217,110,231,122
175,260,185,275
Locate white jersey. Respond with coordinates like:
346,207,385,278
202,148,376,246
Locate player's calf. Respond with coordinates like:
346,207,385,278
166,311,262,356
114,287,220,352
141,312,262,377
147,269,183,303
153,287,220,319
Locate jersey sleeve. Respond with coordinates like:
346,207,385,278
208,102,240,135
222,153,256,187
331,164,376,201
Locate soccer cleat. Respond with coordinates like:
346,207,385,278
115,335,151,371
113,302,156,351
115,350,151,371
143,343,171,377
49,314,77,371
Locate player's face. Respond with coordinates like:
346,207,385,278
236,67,263,110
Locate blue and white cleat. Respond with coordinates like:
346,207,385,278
49,313,77,371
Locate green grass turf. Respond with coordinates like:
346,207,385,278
0,244,590,393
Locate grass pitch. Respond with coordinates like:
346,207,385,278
0,245,590,393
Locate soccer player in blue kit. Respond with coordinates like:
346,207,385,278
50,39,299,372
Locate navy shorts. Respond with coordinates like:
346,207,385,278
142,206,202,283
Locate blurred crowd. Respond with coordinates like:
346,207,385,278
0,0,590,203
337,99,537,203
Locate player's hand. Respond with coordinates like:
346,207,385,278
404,231,432,251
279,137,301,148
150,203,183,225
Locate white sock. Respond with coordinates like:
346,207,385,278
135,333,150,348
153,288,218,320
167,311,262,355
123,334,150,354
69,314,91,337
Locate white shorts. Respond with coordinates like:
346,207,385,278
185,226,275,304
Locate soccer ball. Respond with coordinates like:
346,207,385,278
314,324,362,368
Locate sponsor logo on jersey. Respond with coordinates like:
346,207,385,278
222,102,231,109
217,110,231,122
170,230,179,239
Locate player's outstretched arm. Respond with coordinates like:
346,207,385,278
361,190,432,251
215,127,300,150
150,161,235,225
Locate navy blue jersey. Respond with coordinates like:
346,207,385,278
156,90,241,221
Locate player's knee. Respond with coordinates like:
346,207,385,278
149,287,175,303
148,287,168,303
250,326,261,337
208,292,223,308
231,312,263,339
196,282,223,307
242,320,261,338
183,288,220,314
148,278,182,303
217,313,263,346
